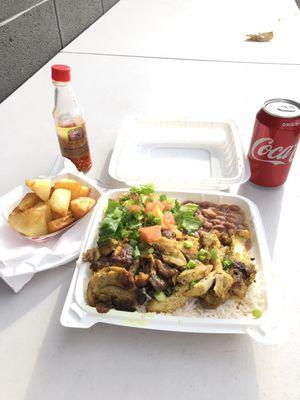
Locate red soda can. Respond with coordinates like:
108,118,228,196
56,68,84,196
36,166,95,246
248,99,300,187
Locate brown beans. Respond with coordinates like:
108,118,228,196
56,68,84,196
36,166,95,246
203,221,213,229
199,201,216,208
217,215,226,221
196,200,247,236
227,205,241,212
227,213,243,224
213,224,225,231
210,218,225,225
218,204,230,211
224,222,235,229
202,208,217,218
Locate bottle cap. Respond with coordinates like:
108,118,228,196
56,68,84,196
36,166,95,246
51,64,71,82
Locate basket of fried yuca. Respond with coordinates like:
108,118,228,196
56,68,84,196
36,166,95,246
8,175,99,241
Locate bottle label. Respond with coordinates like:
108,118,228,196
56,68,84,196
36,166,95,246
56,124,90,158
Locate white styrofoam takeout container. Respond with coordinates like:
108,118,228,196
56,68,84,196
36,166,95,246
60,189,282,343
108,117,250,190
5,172,101,243
61,117,283,342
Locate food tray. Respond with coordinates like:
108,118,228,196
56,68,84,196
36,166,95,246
109,117,250,191
61,189,281,343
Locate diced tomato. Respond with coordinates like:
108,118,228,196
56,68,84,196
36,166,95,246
145,200,163,213
127,204,141,213
139,225,162,244
145,201,154,213
161,200,173,211
145,193,159,201
163,212,175,228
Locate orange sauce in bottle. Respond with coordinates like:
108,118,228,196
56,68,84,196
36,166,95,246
56,120,92,172
52,64,92,172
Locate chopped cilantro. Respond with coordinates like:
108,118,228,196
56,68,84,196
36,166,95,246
129,184,155,195
129,239,138,247
159,194,167,201
179,203,199,214
98,198,143,245
173,203,201,234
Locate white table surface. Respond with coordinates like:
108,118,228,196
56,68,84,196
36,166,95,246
1,52,300,399
64,0,300,65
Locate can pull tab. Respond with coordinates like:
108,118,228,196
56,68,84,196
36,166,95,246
277,104,297,113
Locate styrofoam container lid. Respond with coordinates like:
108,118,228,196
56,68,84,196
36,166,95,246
109,117,250,190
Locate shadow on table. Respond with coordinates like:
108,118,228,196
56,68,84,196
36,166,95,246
0,265,74,333
238,182,284,257
24,283,261,400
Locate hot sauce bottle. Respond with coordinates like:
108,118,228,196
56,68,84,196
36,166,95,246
51,64,92,172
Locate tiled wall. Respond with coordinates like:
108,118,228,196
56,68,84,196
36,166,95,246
0,0,120,103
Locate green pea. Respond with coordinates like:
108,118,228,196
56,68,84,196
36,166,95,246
252,308,262,319
184,240,193,249
187,260,196,269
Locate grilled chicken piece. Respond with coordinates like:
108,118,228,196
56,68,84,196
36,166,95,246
200,231,228,266
147,263,214,313
178,263,213,286
98,239,119,256
153,237,186,267
231,229,252,256
230,261,256,298
87,266,137,312
134,272,150,288
161,229,175,239
201,231,222,251
188,271,216,297
154,259,177,279
111,243,134,267
171,227,184,240
83,247,100,263
146,287,188,313
227,231,256,298
199,271,233,309
90,256,111,272
149,271,168,292
214,272,233,298
179,236,199,259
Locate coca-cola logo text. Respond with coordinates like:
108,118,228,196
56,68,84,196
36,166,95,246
250,138,297,165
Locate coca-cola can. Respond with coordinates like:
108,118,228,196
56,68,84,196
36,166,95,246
248,98,300,187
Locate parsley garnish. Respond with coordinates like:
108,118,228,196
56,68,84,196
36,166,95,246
173,202,201,234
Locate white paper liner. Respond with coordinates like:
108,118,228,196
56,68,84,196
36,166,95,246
0,157,101,292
